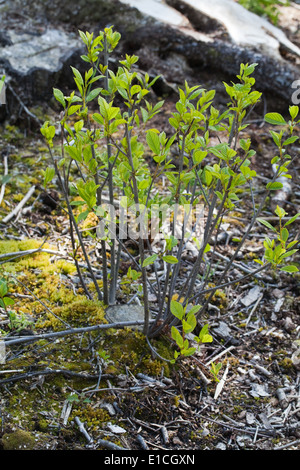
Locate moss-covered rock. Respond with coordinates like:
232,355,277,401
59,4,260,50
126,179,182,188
1,429,37,450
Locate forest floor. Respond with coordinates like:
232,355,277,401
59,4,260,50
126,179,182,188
0,90,299,453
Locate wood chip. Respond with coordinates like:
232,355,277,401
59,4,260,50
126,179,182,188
241,286,262,307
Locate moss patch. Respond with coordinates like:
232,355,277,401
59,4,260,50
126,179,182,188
1,429,37,450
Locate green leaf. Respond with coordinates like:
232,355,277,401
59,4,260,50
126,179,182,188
43,167,55,188
64,145,82,163
146,129,160,155
171,326,184,349
162,255,178,264
71,66,84,86
198,324,213,343
193,150,207,164
269,130,281,147
70,200,85,206
275,205,287,218
280,265,298,273
0,279,8,298
289,105,299,121
86,87,102,103
53,88,66,108
266,181,283,191
187,305,201,316
3,297,15,306
257,218,277,232
264,112,287,126
92,113,104,125
182,347,196,357
40,122,56,145
130,84,141,95
271,156,280,164
284,213,300,226
77,209,90,222
286,240,299,250
184,314,197,334
279,249,298,260
107,106,120,121
1,174,11,185
170,300,184,320
0,75,5,94
142,254,158,267
68,105,82,116
283,136,298,146
280,228,289,242
138,179,150,190
74,120,84,133
67,393,80,403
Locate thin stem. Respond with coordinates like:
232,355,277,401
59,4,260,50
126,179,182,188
49,148,103,301
189,262,271,304
125,123,150,335
102,35,116,305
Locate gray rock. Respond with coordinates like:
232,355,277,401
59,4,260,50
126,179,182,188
0,27,82,104
240,286,262,307
105,304,148,329
213,321,231,340
1,29,80,76
215,441,226,450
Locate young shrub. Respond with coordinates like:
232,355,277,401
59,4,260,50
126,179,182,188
41,28,299,350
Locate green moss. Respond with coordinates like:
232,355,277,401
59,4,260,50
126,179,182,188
72,404,110,432
102,328,173,377
53,260,77,275
36,419,49,432
279,357,294,371
142,357,165,376
3,124,23,143
38,297,106,330
1,429,36,450
0,239,54,273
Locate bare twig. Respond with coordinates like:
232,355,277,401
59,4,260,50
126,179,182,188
274,439,300,450
136,434,149,450
0,367,111,386
0,247,67,262
214,363,229,400
245,293,264,328
3,319,154,347
6,82,42,126
96,437,129,450
0,153,8,207
75,416,94,445
2,185,36,223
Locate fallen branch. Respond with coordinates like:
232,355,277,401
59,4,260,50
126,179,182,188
0,367,113,386
2,185,36,223
6,81,42,126
214,363,229,400
3,319,155,347
75,416,94,445
96,437,129,451
0,247,67,262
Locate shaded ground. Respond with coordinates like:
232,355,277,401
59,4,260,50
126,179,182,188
0,91,299,452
